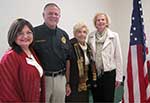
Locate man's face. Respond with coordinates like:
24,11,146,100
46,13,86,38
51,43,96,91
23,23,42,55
43,6,60,29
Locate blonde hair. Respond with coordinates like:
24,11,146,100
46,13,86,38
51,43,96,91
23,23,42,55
73,22,89,36
93,12,111,28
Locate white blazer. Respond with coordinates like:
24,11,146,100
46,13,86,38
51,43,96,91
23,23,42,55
87,28,123,82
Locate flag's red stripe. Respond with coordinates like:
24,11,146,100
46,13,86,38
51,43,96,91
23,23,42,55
137,45,146,102
127,47,134,102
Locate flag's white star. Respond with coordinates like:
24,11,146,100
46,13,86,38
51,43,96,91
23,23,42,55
142,22,144,25
138,1,141,4
141,15,143,18
132,17,135,20
133,27,136,31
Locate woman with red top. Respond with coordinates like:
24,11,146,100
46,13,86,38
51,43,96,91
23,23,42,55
0,18,45,102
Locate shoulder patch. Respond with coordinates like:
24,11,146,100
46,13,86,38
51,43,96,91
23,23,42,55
61,36,66,44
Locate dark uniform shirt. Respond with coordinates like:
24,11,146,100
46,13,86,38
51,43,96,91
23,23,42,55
33,23,70,72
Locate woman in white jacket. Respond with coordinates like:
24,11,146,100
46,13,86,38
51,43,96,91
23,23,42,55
87,12,123,102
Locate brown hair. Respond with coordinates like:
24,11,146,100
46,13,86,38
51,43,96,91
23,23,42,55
8,18,34,53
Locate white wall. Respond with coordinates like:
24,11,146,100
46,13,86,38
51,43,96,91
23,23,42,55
0,0,111,57
110,0,150,73
0,0,150,75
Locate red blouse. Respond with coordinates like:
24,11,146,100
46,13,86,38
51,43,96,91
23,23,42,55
0,49,45,102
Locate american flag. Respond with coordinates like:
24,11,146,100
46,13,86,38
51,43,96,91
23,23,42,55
123,0,150,102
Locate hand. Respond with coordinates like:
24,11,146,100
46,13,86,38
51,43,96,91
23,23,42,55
66,84,71,96
92,80,97,88
115,81,121,88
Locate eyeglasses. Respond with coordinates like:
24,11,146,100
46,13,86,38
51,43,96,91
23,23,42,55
17,31,33,36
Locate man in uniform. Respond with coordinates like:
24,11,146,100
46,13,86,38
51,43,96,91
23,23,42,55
33,3,71,103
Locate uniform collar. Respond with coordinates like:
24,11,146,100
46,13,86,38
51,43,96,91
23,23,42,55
43,23,58,31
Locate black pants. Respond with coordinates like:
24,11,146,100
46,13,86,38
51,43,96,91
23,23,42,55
91,69,116,103
66,91,89,103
